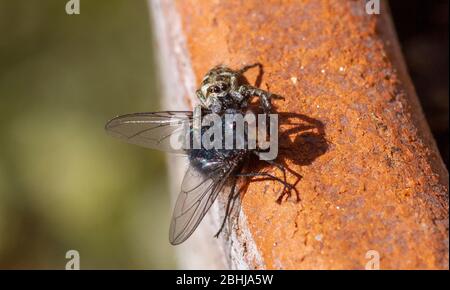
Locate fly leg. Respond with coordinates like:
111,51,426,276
263,159,289,199
252,151,300,202
214,176,238,238
236,171,294,204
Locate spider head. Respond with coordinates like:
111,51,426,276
196,66,239,113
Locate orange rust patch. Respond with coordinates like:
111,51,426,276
175,0,448,269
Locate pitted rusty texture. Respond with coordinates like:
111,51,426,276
174,0,448,269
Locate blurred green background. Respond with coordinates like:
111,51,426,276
0,0,447,270
0,0,175,268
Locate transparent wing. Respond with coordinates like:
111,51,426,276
169,163,235,245
105,111,193,154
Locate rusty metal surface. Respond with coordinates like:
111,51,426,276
172,0,448,269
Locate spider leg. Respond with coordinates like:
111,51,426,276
238,85,271,112
237,63,262,75
238,85,284,113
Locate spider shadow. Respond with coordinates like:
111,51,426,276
237,62,264,89
277,112,329,166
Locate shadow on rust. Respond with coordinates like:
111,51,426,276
236,64,329,205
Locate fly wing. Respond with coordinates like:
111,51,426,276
169,162,235,245
105,111,192,154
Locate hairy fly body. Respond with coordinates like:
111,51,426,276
105,64,293,245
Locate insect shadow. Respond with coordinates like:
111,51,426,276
221,110,328,237
238,112,328,200
215,64,329,236
238,64,328,198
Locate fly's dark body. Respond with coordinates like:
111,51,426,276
188,141,247,174
188,108,249,176
105,64,292,245
188,146,248,179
